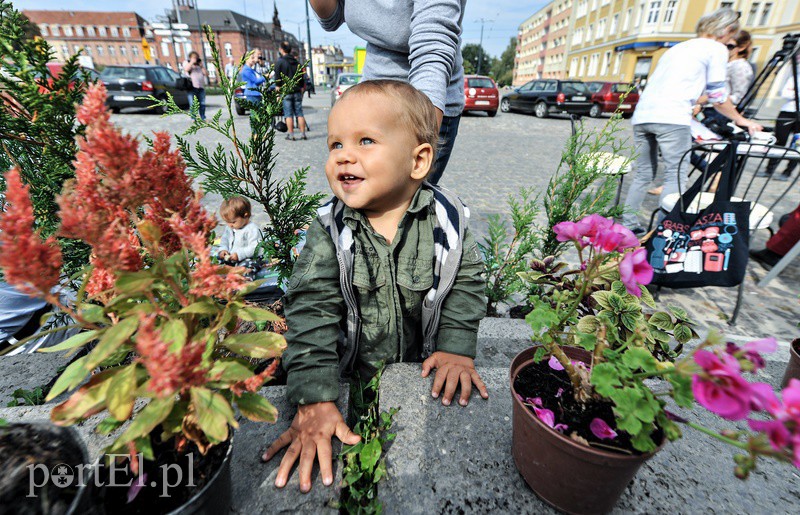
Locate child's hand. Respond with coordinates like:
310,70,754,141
219,250,230,260
230,252,239,261
261,401,361,492
421,351,489,407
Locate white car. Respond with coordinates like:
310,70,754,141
330,73,362,106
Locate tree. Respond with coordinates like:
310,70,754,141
462,43,492,75
493,37,517,86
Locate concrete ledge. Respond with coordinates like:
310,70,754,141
379,363,800,514
0,352,74,406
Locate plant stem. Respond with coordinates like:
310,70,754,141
632,369,677,379
685,421,748,450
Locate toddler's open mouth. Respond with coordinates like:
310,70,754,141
338,172,364,188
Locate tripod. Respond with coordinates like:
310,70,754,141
737,32,799,124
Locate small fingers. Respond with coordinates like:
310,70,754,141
459,371,472,406
262,429,293,462
335,421,362,446
297,439,317,493
471,370,489,399
442,368,460,406
421,355,437,378
275,438,302,488
431,365,448,399
316,439,334,486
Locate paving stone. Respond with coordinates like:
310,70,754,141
0,352,74,406
379,363,800,514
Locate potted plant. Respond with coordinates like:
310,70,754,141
0,83,286,513
511,214,800,514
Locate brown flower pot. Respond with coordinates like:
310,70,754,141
510,346,661,515
781,338,800,388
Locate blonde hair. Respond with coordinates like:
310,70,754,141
220,196,251,220
338,79,439,155
696,8,740,38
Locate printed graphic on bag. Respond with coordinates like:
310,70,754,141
650,212,738,275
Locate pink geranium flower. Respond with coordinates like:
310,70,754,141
590,418,618,439
782,379,800,423
619,248,654,297
554,220,589,245
692,350,755,421
748,419,791,450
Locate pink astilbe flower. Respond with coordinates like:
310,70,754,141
619,247,653,297
0,169,63,296
590,418,618,439
232,360,279,397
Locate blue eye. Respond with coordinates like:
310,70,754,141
330,142,342,150
360,138,374,145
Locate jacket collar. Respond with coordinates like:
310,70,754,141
342,186,433,228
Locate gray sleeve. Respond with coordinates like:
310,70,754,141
408,0,462,112
316,0,346,32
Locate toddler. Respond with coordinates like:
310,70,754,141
217,196,262,268
262,80,488,492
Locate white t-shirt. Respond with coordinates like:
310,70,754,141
632,38,729,126
780,71,799,113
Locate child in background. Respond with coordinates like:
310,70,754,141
262,80,488,493
217,196,262,273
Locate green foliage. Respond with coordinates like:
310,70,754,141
153,26,324,282
338,367,399,514
7,386,46,407
493,37,517,86
462,43,491,75
478,188,541,315
0,1,91,277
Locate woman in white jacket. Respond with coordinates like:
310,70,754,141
763,57,800,181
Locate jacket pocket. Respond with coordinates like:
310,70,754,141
396,257,434,317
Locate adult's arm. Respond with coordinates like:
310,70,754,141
182,61,192,74
712,99,762,133
240,66,265,88
408,0,462,120
311,0,345,31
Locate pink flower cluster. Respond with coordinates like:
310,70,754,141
692,338,800,467
553,214,653,297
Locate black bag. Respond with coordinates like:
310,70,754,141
273,119,288,133
176,77,192,91
644,143,750,288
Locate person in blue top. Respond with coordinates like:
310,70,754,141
240,49,266,105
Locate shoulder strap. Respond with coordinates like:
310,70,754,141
317,198,361,377
420,181,470,358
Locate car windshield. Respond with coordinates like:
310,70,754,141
561,82,588,95
101,67,146,81
468,78,494,88
612,83,634,93
339,75,361,86
586,82,604,93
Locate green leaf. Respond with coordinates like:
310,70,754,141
51,371,117,425
611,281,627,297
221,332,287,359
133,435,155,461
630,429,657,453
209,360,255,382
236,392,278,422
360,438,382,472
37,330,98,354
592,291,613,310
576,315,599,334
648,312,675,331
95,417,124,435
178,299,219,315
191,387,237,443
46,356,90,401
161,319,188,352
667,374,694,408
668,306,691,323
620,312,639,332
622,348,658,373
591,363,622,397
107,365,137,421
525,299,560,336
84,317,138,370
673,324,693,344
573,332,596,351
608,293,624,312
115,397,175,447
234,305,281,322
79,304,106,324
639,285,656,308
115,271,156,294
651,329,671,343
656,412,683,441
533,346,548,363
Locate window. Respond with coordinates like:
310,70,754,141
579,55,587,76
544,82,557,93
646,1,662,24
132,46,139,57
123,27,131,37
597,19,606,40
588,53,599,76
623,9,632,31
161,41,170,57
75,26,84,36
224,43,233,57
613,53,622,75
111,26,119,37
519,81,535,91
60,44,68,56
576,0,588,17
720,1,734,8
610,14,619,34
108,45,115,56
663,0,677,24
532,81,546,92
601,0,610,4
96,45,103,56
99,26,107,37
203,42,211,57
50,24,60,36
587,24,593,41
635,2,645,28
87,26,96,36
591,0,598,8
151,46,157,58
73,44,81,53
747,2,759,26
100,67,146,81
63,25,73,36
120,46,127,56
85,46,92,56
760,3,772,26
602,51,611,75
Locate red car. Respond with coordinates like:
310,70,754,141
37,62,99,93
463,75,499,117
586,82,639,118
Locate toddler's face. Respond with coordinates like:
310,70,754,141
325,93,426,215
224,215,249,230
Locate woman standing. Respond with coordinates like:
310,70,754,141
762,55,800,181
240,49,267,107
183,51,208,121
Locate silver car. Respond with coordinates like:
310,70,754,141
330,73,362,106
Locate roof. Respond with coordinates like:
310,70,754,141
23,10,147,27
169,9,298,46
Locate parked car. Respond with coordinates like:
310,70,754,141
500,79,592,118
585,81,639,118
330,73,362,106
463,75,499,117
100,65,190,114
37,62,99,93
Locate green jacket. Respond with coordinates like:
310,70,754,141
283,187,486,405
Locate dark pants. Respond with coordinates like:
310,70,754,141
187,87,206,120
427,115,461,185
766,110,800,176
767,203,800,256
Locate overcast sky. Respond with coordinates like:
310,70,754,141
15,0,547,59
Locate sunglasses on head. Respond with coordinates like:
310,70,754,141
726,43,737,50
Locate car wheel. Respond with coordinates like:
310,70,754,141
111,106,121,114
589,103,602,118
622,112,633,119
534,101,548,118
500,98,510,113
487,109,497,118
235,102,246,116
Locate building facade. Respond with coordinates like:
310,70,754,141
23,10,152,68
309,45,355,87
514,1,573,86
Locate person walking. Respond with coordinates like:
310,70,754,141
275,42,307,141
621,8,762,234
183,51,208,120
310,0,466,184
304,70,314,98
760,55,800,181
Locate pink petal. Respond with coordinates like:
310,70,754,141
533,406,556,427
548,355,565,371
589,418,618,439
743,337,778,354
554,423,569,432
127,472,147,504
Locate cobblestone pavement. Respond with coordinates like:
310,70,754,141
111,94,800,341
